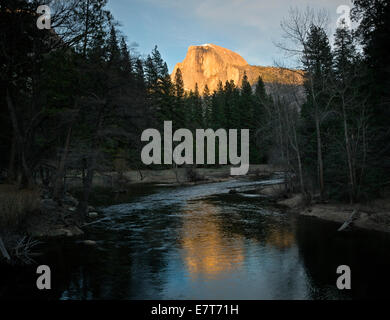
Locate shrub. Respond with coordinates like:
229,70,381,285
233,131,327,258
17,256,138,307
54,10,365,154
0,185,41,229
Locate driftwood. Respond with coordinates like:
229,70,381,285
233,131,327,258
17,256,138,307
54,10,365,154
338,209,359,232
0,237,11,261
14,237,42,264
81,217,111,228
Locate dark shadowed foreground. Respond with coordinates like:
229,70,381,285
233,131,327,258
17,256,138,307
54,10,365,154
1,178,390,300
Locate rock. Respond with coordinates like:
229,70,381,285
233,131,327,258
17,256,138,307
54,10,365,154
68,207,77,212
257,184,286,197
277,194,304,209
63,194,79,207
88,205,96,212
88,212,98,218
300,204,390,233
30,226,84,238
64,226,84,237
300,205,350,224
171,44,304,93
41,199,58,210
83,240,97,246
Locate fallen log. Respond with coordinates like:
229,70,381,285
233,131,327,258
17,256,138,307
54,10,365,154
0,237,11,261
338,209,359,232
81,217,111,228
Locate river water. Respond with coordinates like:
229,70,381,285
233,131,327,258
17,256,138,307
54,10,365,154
2,177,390,300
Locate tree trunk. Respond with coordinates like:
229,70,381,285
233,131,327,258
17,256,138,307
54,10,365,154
78,103,106,216
0,237,11,261
82,0,91,58
7,135,16,182
338,209,359,231
6,89,34,188
293,125,305,195
53,125,73,201
315,108,325,201
341,98,355,204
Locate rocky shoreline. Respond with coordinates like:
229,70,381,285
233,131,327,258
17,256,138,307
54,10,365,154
231,182,390,234
0,189,101,264
273,191,390,234
300,203,390,234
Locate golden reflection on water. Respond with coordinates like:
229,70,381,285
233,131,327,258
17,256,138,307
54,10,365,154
180,201,244,279
265,227,296,250
180,200,296,279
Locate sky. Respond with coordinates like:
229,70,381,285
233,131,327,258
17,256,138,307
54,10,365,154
107,0,354,72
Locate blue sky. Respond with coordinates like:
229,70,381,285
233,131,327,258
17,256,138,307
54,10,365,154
107,0,354,72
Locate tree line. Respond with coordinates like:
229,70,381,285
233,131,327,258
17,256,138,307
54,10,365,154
270,1,390,203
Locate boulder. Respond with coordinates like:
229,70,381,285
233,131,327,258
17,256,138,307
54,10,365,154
88,212,98,218
257,184,286,197
63,194,79,207
41,199,58,210
277,194,304,209
83,240,97,246
30,226,84,238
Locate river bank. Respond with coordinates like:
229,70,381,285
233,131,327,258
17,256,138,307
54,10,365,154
226,180,390,234
300,201,390,234
261,188,390,234
64,164,281,189
0,165,281,263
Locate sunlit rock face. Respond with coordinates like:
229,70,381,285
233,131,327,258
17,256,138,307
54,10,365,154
172,44,247,93
172,44,303,93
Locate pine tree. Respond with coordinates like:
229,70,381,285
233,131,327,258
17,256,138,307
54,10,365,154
301,25,333,201
173,68,186,128
192,83,204,129
134,58,145,90
240,72,253,129
159,61,175,125
119,37,133,76
333,22,356,82
223,80,235,129
144,46,174,125
107,25,120,64
174,68,185,99
332,23,365,202
254,76,267,127
76,0,111,57
252,76,269,163
203,84,212,128
352,0,390,195
144,55,158,93
229,84,241,130
211,81,226,129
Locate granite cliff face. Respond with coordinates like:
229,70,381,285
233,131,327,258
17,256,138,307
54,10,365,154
172,44,303,93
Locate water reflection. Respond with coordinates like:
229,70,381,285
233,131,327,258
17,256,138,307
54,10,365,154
2,178,390,300
180,201,245,279
265,227,295,250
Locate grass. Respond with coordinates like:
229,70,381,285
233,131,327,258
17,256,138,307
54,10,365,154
0,185,41,229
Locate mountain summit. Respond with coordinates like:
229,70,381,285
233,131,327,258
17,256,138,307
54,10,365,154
172,44,303,92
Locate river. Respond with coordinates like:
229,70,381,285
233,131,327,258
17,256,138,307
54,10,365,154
2,176,390,300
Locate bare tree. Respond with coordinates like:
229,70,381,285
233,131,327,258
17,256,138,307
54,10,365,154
276,7,334,201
